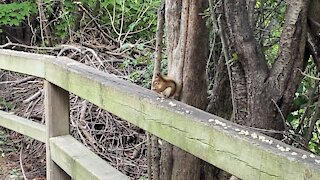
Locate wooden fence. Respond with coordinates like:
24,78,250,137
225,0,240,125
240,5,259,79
0,49,320,180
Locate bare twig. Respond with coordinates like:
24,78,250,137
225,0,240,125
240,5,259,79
0,41,59,51
23,90,43,104
118,0,125,43
246,126,285,134
215,11,236,119
299,68,320,80
76,2,117,44
19,141,27,180
271,99,288,132
295,81,318,134
57,44,104,68
304,95,320,145
37,0,52,46
120,5,150,45
148,2,165,179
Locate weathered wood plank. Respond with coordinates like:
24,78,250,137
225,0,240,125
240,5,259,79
45,81,70,180
0,49,48,78
43,50,320,180
1,49,320,179
0,110,45,142
50,135,129,180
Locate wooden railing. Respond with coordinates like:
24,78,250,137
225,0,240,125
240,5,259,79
0,49,320,180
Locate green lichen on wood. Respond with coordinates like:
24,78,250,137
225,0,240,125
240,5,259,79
0,111,45,142
50,135,128,180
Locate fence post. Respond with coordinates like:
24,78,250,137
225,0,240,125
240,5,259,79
44,81,70,180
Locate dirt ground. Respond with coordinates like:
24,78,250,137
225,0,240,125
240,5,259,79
0,129,46,180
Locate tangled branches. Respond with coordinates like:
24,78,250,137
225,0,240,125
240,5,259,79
0,44,148,179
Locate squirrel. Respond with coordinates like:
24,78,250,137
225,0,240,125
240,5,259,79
152,72,176,98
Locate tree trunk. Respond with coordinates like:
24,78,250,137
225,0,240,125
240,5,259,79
160,0,209,179
224,0,309,138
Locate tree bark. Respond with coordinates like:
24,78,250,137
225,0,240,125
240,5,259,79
160,0,209,179
224,0,309,138
307,0,320,70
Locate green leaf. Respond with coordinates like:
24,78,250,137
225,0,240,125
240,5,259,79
121,43,132,50
0,2,36,26
137,44,144,50
232,53,238,61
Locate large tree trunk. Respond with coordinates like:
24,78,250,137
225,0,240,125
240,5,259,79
224,0,309,137
160,0,210,179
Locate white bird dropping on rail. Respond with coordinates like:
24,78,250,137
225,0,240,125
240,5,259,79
214,119,226,127
251,132,258,139
258,135,266,142
239,130,249,136
265,139,273,145
291,152,297,156
208,119,214,122
310,154,316,158
168,101,176,107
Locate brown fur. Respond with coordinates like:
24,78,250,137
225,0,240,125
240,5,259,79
152,73,176,98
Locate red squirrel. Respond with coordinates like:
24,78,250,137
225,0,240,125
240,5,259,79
152,73,176,98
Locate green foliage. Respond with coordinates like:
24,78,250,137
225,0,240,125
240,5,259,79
0,129,19,153
0,98,14,111
0,129,22,179
256,0,286,64
122,53,153,88
100,0,160,41
9,169,22,180
42,0,76,39
288,63,320,154
0,1,36,26
0,130,7,147
232,52,238,61
44,0,161,41
121,51,168,89
139,176,148,180
309,131,320,154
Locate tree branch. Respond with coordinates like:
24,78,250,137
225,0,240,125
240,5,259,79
224,0,269,84
268,1,308,96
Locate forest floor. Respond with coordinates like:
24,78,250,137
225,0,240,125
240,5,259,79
0,129,46,180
